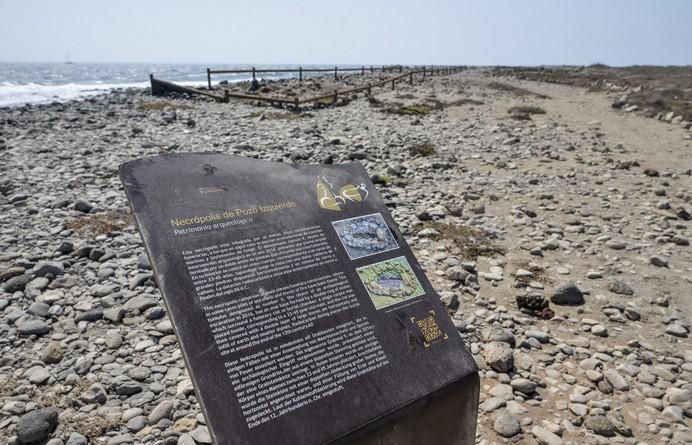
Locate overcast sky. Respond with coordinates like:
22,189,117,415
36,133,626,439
0,0,689,66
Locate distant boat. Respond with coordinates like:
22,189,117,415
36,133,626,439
65,61,75,65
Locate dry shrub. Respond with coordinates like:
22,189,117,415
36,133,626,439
423,222,503,259
64,210,134,236
487,81,550,99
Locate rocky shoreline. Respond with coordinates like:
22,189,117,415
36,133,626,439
1,69,691,444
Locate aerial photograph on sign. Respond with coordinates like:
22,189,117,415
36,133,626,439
356,256,425,309
332,213,399,260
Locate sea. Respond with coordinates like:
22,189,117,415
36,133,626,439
0,62,339,108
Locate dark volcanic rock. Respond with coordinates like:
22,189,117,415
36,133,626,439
16,408,58,444
3,273,32,292
550,283,585,305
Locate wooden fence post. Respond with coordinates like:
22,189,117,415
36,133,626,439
299,67,303,82
361,66,365,75
409,72,413,84
207,68,211,89
252,67,256,81
334,66,338,80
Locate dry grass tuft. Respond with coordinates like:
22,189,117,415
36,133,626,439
423,222,503,259
382,102,433,115
408,142,437,157
64,210,134,236
487,82,550,99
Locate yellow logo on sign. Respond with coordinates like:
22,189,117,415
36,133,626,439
316,176,368,211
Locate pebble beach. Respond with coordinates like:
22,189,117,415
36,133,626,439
1,68,691,444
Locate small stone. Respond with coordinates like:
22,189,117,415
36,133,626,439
525,330,550,343
510,378,537,394
650,256,668,267
666,323,688,337
28,302,50,318
27,366,51,385
584,415,615,437
17,319,50,336
66,432,88,445
605,240,626,250
105,331,123,349
75,309,103,323
126,416,147,433
662,406,685,423
103,308,125,323
608,280,634,295
480,397,506,412
177,434,196,445
493,413,522,437
16,408,59,445
591,325,608,337
32,261,65,278
80,383,107,404
106,434,133,445
123,296,158,313
531,425,563,445
148,400,174,425
73,199,93,213
484,342,514,373
604,369,629,391
41,341,64,364
445,266,469,281
550,283,584,305
190,426,212,444
4,274,32,292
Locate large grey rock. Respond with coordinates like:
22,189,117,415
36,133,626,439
32,261,64,278
484,342,514,373
66,433,88,445
73,199,93,213
123,296,158,313
550,283,584,305
16,408,58,444
4,273,32,292
177,434,196,445
41,342,63,364
608,280,634,295
80,383,107,404
17,319,50,336
493,413,521,437
604,369,629,391
531,426,562,445
584,415,615,437
190,426,212,443
148,400,174,425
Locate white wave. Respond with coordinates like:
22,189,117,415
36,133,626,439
0,80,207,107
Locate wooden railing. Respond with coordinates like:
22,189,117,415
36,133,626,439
206,65,463,89
151,66,465,107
